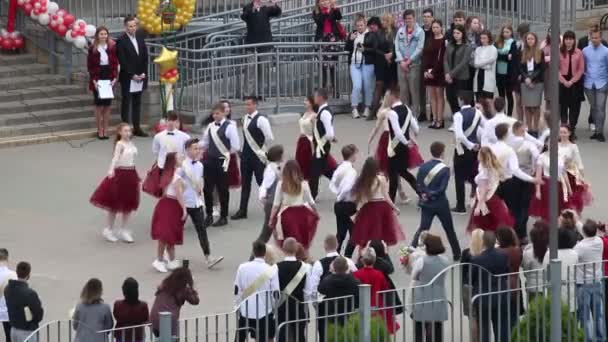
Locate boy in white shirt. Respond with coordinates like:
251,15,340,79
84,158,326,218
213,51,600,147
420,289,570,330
330,144,359,258
256,145,285,244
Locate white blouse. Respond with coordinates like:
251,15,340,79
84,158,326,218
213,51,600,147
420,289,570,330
299,112,315,136
536,152,565,178
97,44,109,66
558,142,584,172
165,173,182,198
109,141,137,169
474,166,500,199
273,181,315,207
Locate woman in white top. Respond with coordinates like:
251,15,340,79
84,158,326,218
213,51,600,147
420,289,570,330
543,228,578,312
473,30,498,111
150,157,187,273
351,157,404,247
529,142,567,221
269,160,319,250
522,220,549,302
347,16,373,118
90,123,141,243
559,125,593,214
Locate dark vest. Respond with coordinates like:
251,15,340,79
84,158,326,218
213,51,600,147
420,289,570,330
277,260,307,302
460,107,480,144
314,105,334,155
207,121,231,159
388,104,411,153
242,114,266,160
320,255,339,281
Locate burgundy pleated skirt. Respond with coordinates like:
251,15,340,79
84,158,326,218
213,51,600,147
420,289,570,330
151,197,185,245
352,200,405,247
90,168,141,214
275,206,319,250
202,151,241,188
564,172,593,214
375,131,389,174
295,135,338,180
529,177,566,222
468,195,515,232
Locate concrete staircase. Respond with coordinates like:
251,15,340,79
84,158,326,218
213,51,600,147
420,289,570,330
0,53,120,148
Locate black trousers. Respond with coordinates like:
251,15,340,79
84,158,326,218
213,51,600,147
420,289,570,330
453,148,477,211
411,200,461,258
511,178,532,240
496,178,518,220
187,207,211,255
496,74,514,117
2,321,10,342
203,158,229,218
334,201,357,258
236,313,276,342
388,150,418,202
310,154,335,199
560,99,582,131
257,197,274,244
120,83,143,131
446,79,471,114
477,295,516,342
414,321,443,342
238,156,265,214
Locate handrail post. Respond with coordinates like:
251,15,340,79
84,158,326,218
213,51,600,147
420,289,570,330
275,47,280,114
159,312,173,342
358,284,371,342
549,259,562,342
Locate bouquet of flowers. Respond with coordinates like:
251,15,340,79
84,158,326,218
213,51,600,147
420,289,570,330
398,245,415,268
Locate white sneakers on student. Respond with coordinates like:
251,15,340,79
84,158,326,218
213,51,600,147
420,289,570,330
212,206,220,218
152,260,168,273
166,259,182,271
102,228,118,243
117,229,134,243
362,108,370,118
352,108,360,119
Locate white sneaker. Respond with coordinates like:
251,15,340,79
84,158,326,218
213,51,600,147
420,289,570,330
102,228,118,243
166,259,182,270
362,108,370,118
212,206,220,218
590,123,596,132
448,124,454,132
118,229,134,243
152,260,168,273
206,256,224,269
352,108,360,119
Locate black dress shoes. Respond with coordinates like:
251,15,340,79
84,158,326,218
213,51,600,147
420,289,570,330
212,217,228,227
231,210,247,220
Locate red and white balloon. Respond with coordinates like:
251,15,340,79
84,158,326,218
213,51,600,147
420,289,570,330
0,29,25,50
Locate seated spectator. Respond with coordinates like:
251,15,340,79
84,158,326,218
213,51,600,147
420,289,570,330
5,262,43,342
72,278,114,342
411,234,449,342
150,268,200,338
522,220,549,302
574,220,605,341
0,249,16,342
113,277,149,342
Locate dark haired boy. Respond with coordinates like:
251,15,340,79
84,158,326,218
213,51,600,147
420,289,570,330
329,144,359,257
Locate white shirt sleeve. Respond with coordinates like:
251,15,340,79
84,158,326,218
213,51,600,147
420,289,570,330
526,132,544,149
337,171,357,202
257,116,274,146
272,181,283,207
387,110,409,145
200,127,210,150
319,110,335,140
306,261,323,301
410,256,424,281
152,133,161,155
234,265,243,303
226,123,241,153
572,144,584,170
270,265,280,292
409,115,420,136
453,113,476,150
259,165,276,200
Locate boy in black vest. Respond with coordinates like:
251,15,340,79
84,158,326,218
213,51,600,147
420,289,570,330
232,96,274,220
310,88,337,199
452,90,482,214
200,103,240,227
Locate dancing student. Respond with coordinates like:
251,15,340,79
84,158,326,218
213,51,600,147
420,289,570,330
481,97,516,145
200,103,240,227
473,30,497,109
495,24,517,117
310,88,337,199
143,112,190,198
529,142,567,222
559,30,585,140
411,142,462,261
509,121,540,242
351,157,404,248
422,19,447,129
385,88,420,202
330,144,359,258
90,123,140,243
269,160,319,250
444,24,472,115
452,90,483,214
150,153,185,273
519,32,545,136
179,138,224,268
87,26,118,140
295,96,337,181
232,96,274,220
469,147,515,232
559,125,593,214
256,145,284,244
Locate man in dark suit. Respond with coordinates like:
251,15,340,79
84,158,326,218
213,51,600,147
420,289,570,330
116,15,149,137
471,231,513,342
411,141,461,261
276,238,308,342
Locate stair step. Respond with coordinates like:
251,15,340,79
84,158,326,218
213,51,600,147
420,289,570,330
0,84,85,102
0,94,92,114
0,53,38,66
0,106,119,126
0,74,66,90
0,64,50,77
0,116,122,138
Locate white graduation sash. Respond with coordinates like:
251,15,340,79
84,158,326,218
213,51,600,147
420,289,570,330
182,161,204,208
278,263,308,307
209,124,231,172
243,116,268,164
313,122,328,158
237,266,275,307
387,107,413,158
424,162,447,186
455,110,482,155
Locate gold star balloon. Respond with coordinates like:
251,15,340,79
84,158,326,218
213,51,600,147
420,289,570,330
154,47,178,74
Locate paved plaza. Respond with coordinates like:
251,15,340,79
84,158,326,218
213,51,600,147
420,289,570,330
1,110,608,324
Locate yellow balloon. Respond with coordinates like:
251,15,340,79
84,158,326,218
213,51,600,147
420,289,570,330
154,47,179,74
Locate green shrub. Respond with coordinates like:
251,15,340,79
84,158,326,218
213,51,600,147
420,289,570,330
325,315,390,342
510,295,583,342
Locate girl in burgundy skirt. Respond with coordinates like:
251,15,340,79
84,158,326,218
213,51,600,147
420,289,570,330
269,160,319,250
559,126,593,214
150,154,186,273
468,147,515,232
350,157,404,247
295,96,337,181
529,144,567,222
90,123,141,243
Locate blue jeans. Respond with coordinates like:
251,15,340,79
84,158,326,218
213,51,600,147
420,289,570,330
576,282,606,342
584,84,608,135
350,63,374,107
